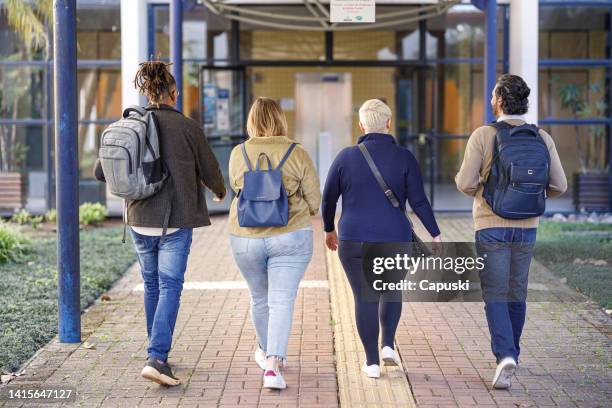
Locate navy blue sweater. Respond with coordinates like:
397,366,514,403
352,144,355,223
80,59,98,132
322,133,440,242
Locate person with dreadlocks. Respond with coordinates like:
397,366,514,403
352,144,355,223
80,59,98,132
95,61,226,386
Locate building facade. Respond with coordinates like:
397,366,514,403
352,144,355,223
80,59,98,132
0,0,610,214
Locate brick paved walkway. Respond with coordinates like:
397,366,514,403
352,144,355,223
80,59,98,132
1,215,611,408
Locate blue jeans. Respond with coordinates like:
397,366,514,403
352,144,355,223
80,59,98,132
130,228,193,362
476,227,537,363
230,228,313,359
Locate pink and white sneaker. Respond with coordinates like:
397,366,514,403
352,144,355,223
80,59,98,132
263,369,287,389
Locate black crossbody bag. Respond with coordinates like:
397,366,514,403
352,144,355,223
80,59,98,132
358,143,432,257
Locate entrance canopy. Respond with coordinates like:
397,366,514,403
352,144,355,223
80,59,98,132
200,0,460,31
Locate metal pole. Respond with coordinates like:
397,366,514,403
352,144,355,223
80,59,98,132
484,0,497,123
608,7,612,211
44,27,55,210
170,0,183,111
53,0,81,343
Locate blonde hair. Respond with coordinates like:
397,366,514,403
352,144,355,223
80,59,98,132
246,97,288,138
359,99,392,133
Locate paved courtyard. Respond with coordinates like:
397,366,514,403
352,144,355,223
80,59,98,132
1,215,611,407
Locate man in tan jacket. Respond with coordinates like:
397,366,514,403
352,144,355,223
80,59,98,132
456,74,567,390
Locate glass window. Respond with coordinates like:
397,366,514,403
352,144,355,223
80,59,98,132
154,6,170,58
77,4,121,59
539,67,608,120
0,125,42,172
426,5,506,61
539,7,610,60
152,6,232,61
0,13,46,60
0,66,45,119
540,124,609,195
77,124,106,179
24,125,44,171
427,5,485,59
77,68,122,121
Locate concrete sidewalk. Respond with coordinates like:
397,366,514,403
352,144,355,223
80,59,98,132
1,215,611,407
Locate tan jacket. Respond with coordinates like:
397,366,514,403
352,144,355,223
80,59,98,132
228,136,321,238
455,119,568,231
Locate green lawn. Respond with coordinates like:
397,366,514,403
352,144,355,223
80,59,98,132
535,221,612,309
0,227,135,373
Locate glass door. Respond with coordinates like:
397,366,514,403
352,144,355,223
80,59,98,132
199,66,246,213
397,65,437,206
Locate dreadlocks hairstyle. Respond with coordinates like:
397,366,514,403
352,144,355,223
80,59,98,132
133,61,176,104
495,74,530,115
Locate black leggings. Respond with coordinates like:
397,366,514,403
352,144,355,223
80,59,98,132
338,240,402,366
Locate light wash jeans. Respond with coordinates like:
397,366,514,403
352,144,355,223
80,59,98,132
129,227,193,362
230,228,313,359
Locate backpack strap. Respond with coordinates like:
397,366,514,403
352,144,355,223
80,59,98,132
123,105,147,118
276,143,298,170
241,142,253,172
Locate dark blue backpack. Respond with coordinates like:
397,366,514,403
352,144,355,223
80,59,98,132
237,142,297,227
483,122,551,219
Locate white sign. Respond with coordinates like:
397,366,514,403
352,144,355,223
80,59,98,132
330,0,375,23
216,88,230,132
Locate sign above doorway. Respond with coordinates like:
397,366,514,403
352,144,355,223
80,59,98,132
330,0,376,23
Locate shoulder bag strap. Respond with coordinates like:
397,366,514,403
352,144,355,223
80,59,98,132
358,143,401,208
276,143,298,170
358,143,419,232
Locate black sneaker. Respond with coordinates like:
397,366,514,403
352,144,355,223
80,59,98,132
141,357,181,386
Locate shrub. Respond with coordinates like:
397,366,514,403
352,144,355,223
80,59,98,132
45,209,57,224
0,223,29,263
30,216,44,230
79,202,107,226
10,209,31,225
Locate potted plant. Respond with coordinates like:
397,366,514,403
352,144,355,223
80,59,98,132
554,79,609,212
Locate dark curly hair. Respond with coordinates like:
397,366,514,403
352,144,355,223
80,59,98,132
133,61,176,103
495,74,530,115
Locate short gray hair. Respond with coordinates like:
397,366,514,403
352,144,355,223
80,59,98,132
359,99,392,133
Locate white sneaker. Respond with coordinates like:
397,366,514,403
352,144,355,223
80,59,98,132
361,362,381,378
381,346,401,367
263,369,287,389
492,357,517,389
254,347,266,370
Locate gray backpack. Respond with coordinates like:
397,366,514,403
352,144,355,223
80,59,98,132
99,106,168,200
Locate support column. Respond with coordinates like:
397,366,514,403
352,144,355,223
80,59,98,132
170,0,183,111
484,0,497,124
121,0,148,107
510,0,539,124
53,0,80,343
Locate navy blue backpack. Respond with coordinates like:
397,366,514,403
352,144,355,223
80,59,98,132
237,142,297,227
483,122,551,219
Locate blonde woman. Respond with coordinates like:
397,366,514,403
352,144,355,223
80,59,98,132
322,99,441,378
228,97,321,390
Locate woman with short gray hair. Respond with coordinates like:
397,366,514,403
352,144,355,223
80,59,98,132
322,99,441,378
